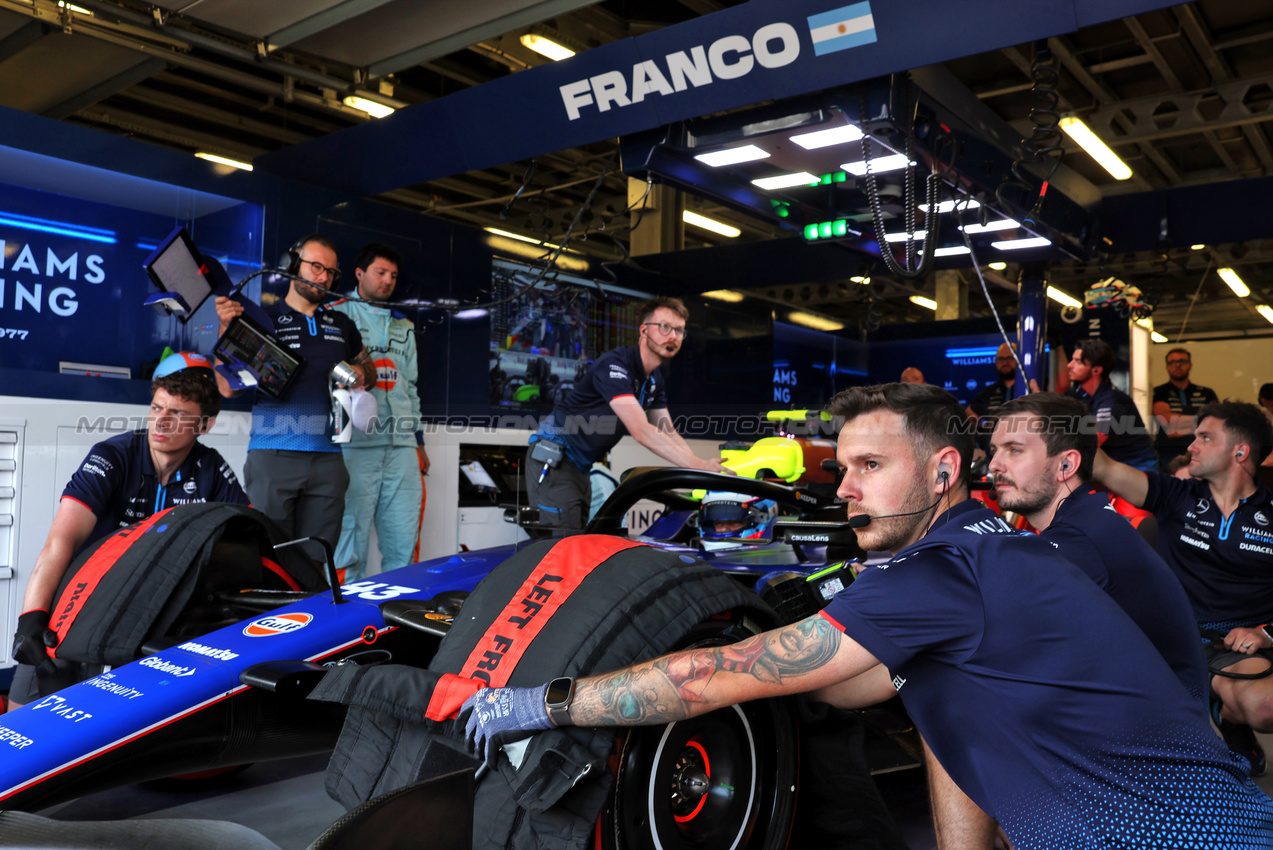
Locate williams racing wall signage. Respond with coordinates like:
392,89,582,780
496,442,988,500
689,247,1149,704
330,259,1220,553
0,179,261,375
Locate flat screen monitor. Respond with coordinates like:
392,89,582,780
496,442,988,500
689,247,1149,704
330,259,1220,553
459,460,499,490
213,313,304,399
143,227,214,323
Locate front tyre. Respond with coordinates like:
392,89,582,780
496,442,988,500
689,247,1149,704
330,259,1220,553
598,620,799,850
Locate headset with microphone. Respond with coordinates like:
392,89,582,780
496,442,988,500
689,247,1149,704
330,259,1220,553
280,233,342,288
848,463,951,529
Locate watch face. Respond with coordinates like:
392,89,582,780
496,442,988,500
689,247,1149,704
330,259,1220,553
546,677,573,706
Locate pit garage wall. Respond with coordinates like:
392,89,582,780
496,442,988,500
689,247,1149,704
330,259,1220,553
1147,337,1273,405
420,428,719,566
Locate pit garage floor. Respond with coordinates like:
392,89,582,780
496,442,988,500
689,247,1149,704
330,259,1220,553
33,730,1273,849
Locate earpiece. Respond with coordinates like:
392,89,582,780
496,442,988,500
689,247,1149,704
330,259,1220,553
937,462,952,481
1060,460,1071,472
1237,450,1247,461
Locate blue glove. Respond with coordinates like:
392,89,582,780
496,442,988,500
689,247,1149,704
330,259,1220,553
462,684,554,767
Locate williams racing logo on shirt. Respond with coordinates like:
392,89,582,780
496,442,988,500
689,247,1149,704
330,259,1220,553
609,365,629,381
962,517,1013,535
1242,524,1273,555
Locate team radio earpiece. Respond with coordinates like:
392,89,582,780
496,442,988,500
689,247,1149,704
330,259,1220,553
1237,450,1247,460
850,461,952,531
1060,460,1071,472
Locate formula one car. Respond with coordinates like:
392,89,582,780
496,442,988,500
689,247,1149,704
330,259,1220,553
0,467,877,849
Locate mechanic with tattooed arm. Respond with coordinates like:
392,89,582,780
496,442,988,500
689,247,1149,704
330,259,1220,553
465,383,1273,850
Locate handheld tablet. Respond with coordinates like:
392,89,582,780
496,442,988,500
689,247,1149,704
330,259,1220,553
213,313,304,398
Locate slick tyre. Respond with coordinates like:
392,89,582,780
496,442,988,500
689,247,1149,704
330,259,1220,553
597,618,799,850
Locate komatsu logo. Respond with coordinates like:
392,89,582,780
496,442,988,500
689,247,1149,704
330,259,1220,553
558,22,801,121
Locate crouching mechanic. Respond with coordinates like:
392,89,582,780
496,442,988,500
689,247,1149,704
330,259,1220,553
465,383,1273,850
922,391,1211,847
9,353,248,709
1092,400,1273,776
330,243,429,580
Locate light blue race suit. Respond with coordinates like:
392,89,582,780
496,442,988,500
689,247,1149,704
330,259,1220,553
330,296,423,579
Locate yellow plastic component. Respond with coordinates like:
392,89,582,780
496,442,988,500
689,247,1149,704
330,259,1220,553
764,409,832,422
720,436,805,482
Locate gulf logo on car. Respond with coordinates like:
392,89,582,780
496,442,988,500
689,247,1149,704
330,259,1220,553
243,612,313,637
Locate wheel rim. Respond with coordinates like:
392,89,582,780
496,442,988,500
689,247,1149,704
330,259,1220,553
600,619,799,850
625,705,759,850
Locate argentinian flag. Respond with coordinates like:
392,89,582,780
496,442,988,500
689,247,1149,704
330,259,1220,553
807,2,877,56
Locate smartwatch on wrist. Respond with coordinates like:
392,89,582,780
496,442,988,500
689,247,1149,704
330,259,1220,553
545,676,576,727
1260,624,1273,645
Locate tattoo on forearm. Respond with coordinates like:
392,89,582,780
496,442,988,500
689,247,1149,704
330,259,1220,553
572,616,841,726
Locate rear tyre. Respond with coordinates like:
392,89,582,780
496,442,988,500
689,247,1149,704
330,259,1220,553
597,618,798,850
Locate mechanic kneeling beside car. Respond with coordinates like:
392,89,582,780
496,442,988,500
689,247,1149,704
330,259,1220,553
465,383,1273,850
8,353,249,710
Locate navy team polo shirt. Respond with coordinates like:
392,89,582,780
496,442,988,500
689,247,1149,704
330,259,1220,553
62,429,249,553
1043,488,1208,699
1067,381,1159,472
534,345,668,471
1142,470,1273,631
821,499,1272,850
1152,380,1218,461
248,304,364,453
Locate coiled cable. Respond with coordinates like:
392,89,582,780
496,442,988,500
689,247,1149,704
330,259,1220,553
858,76,942,280
995,41,1065,227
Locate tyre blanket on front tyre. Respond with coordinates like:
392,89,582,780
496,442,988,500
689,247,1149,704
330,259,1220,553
309,535,775,850
49,503,326,667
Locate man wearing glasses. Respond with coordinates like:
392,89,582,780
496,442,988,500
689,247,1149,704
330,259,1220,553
966,342,1022,452
8,354,248,708
527,296,730,529
1153,348,1217,470
214,233,374,563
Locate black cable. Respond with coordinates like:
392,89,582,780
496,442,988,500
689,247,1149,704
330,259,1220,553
229,268,447,316
857,76,941,281
952,185,1029,381
436,153,623,315
1174,256,1214,343
581,175,652,288
995,41,1065,227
